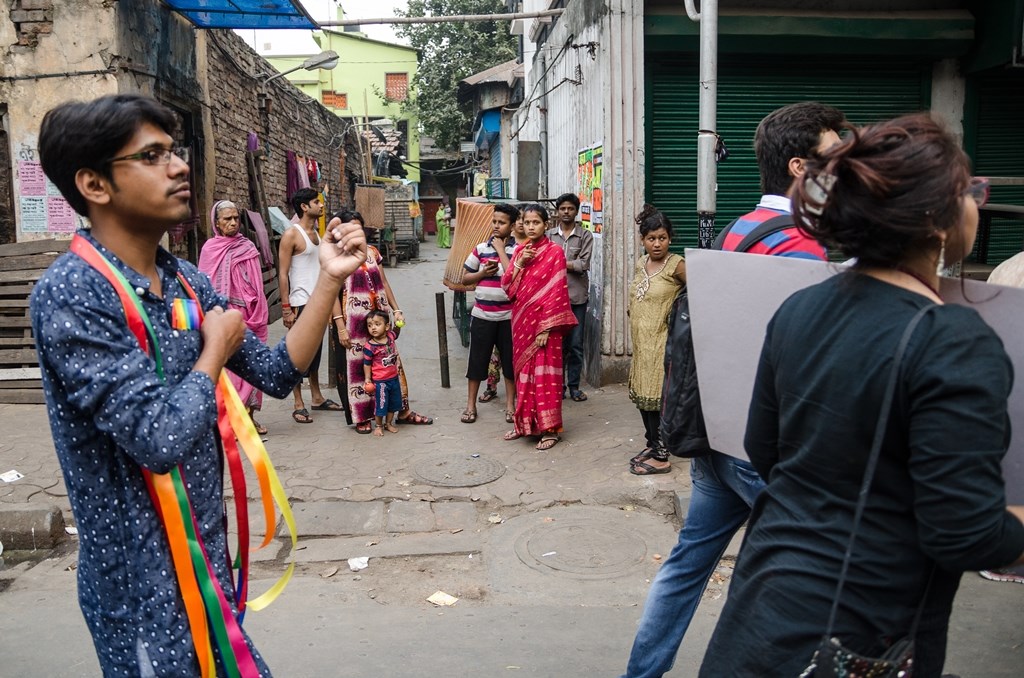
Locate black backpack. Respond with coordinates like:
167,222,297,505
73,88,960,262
659,214,794,457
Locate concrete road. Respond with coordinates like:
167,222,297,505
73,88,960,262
0,239,1021,677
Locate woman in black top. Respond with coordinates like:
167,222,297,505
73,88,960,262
699,114,1024,677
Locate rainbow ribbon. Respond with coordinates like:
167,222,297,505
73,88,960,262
70,235,296,678
171,297,202,331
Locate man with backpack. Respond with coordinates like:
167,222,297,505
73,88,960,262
620,102,845,678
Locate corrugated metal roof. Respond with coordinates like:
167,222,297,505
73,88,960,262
162,0,316,29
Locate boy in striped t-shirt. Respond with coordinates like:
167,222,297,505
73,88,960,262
460,203,520,423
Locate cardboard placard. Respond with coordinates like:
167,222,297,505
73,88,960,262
685,249,1024,502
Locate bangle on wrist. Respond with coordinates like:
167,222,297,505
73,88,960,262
332,315,344,321
514,262,524,270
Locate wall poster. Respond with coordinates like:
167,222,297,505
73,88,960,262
577,143,603,233
17,160,81,233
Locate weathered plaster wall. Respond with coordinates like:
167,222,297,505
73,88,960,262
1,0,118,242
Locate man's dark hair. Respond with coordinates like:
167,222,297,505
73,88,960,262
754,102,845,196
38,95,179,216
554,193,580,210
492,203,520,223
290,188,319,217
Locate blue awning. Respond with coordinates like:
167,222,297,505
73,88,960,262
162,1,317,29
473,110,501,150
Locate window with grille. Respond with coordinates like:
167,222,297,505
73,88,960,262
323,91,348,109
385,73,409,101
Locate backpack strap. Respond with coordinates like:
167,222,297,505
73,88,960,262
713,214,796,253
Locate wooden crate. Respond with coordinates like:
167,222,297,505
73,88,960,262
0,239,69,404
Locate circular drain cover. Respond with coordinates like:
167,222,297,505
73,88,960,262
514,519,648,579
411,454,506,487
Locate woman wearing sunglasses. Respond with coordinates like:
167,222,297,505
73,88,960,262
698,114,1023,678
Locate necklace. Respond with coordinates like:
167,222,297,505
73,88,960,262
635,255,669,302
896,266,941,299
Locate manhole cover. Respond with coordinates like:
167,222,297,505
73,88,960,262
513,519,648,579
411,454,506,487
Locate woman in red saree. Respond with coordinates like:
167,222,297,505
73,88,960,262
501,204,578,450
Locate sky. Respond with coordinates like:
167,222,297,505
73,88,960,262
236,0,409,56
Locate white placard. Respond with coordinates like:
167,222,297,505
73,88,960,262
685,249,1024,502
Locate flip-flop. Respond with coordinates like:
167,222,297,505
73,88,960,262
397,410,433,425
253,420,268,435
292,408,313,424
505,411,515,424
354,420,373,434
311,399,344,411
630,447,657,465
570,390,588,402
536,434,560,451
503,430,522,441
478,390,498,403
630,460,672,476
460,409,477,424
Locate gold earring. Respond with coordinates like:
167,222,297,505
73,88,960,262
936,241,946,276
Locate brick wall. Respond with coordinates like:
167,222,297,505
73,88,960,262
9,0,53,48
204,30,360,225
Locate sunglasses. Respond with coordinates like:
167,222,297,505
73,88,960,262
965,177,989,208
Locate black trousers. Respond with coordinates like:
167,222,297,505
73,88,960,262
639,408,663,450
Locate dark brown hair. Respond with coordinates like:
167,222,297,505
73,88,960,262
755,102,846,195
634,204,674,239
793,113,971,269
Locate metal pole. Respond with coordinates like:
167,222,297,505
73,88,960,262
538,50,549,200
688,0,719,248
435,292,451,388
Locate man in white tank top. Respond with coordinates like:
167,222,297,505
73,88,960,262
279,188,343,423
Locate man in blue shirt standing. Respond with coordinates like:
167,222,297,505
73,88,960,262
30,94,366,677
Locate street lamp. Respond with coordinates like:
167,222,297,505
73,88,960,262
262,50,340,84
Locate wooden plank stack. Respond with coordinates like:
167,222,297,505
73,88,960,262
0,239,68,404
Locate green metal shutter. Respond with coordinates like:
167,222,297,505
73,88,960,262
647,56,929,253
970,68,1024,265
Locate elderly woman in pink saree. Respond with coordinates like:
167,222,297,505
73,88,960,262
501,203,577,450
199,200,270,433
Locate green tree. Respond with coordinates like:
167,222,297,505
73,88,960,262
396,0,517,150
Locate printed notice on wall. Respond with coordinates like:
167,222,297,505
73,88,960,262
18,160,80,233
19,197,47,233
18,160,47,195
47,197,78,232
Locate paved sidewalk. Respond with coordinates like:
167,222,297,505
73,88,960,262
0,240,1021,677
0,239,689,523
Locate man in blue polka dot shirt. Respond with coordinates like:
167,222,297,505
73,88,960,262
29,94,367,677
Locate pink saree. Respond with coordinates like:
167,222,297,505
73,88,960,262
501,237,577,436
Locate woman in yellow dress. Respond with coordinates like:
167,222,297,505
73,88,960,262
627,204,686,475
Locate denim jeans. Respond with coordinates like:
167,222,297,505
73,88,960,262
621,452,766,678
562,302,587,391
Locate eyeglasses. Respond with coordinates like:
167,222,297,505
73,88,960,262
965,177,989,207
108,146,190,166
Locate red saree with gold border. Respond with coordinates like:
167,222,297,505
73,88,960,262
501,236,577,435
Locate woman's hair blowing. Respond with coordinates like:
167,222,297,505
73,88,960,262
793,113,971,268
